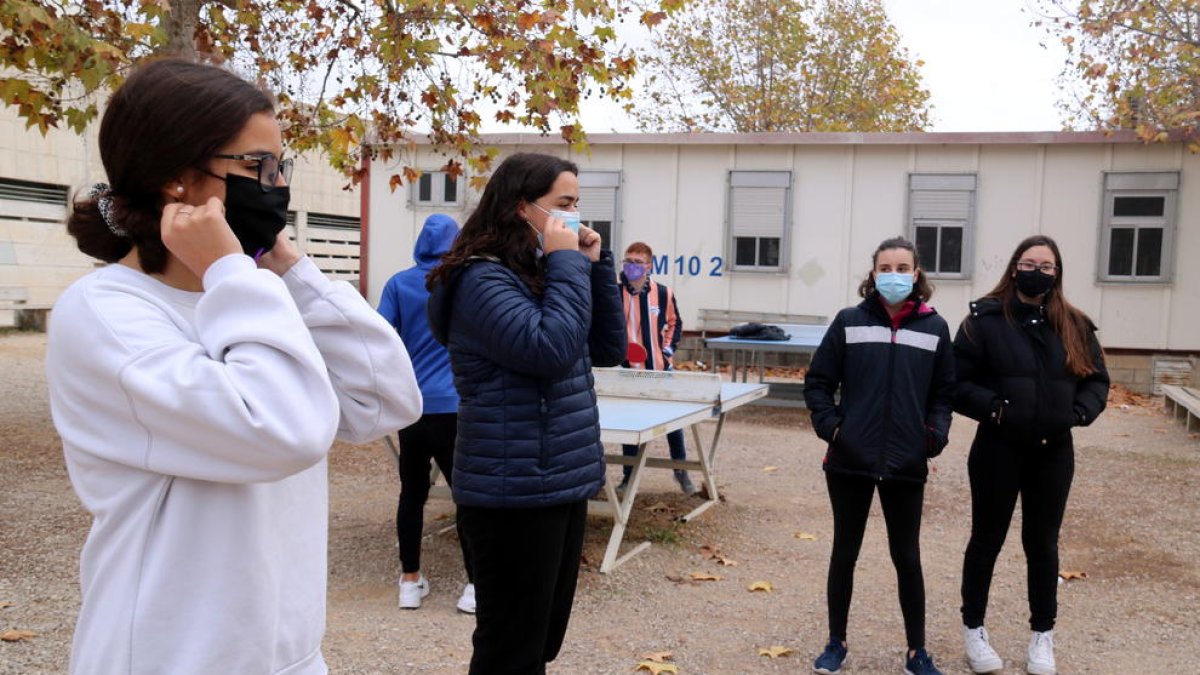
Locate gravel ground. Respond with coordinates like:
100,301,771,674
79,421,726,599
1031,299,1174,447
2,330,1198,674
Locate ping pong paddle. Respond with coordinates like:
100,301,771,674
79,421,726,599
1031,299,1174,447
626,341,648,364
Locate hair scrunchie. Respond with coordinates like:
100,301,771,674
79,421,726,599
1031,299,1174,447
86,183,127,238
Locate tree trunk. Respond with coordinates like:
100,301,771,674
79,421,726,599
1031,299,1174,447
165,0,200,61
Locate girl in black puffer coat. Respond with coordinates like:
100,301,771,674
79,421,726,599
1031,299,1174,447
805,237,955,675
954,235,1109,675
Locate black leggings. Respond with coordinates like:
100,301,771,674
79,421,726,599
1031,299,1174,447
396,413,471,580
961,432,1074,632
825,472,927,650
458,500,588,675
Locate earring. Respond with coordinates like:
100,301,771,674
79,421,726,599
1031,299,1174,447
176,185,184,193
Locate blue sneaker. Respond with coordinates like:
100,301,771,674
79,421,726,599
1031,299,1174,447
813,638,847,674
904,647,943,675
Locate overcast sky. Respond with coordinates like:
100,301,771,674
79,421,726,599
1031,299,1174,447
547,0,1071,135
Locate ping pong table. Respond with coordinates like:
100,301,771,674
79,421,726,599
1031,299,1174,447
384,368,768,574
703,323,828,384
589,367,768,572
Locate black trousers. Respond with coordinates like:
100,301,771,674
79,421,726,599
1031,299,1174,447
396,413,471,580
825,471,927,650
961,431,1074,632
458,499,588,675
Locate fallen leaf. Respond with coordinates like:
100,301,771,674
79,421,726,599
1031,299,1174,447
716,556,738,567
1059,570,1088,581
762,465,779,473
794,531,818,540
748,580,774,592
689,571,722,581
758,645,794,658
1,629,37,642
699,544,721,559
639,650,674,663
0,601,13,609
634,661,679,674
643,501,671,513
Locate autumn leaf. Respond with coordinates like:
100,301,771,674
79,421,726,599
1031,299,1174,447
1,629,37,642
762,466,779,473
794,532,818,540
0,601,13,609
639,651,674,663
748,580,774,592
716,556,738,567
1059,570,1088,581
689,571,722,581
643,501,672,513
758,645,794,658
634,661,678,674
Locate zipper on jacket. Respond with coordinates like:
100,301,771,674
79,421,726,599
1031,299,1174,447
538,396,549,467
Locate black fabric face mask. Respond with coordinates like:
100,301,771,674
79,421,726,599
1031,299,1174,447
224,174,290,258
1015,269,1056,298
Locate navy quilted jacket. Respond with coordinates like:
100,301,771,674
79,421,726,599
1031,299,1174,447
427,249,625,508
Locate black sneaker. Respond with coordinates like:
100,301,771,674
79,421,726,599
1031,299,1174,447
813,638,847,674
904,647,943,675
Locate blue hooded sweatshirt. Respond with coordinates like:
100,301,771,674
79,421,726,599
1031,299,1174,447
377,213,460,414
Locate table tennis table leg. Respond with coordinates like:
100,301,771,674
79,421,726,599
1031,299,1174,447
679,417,722,522
599,443,653,573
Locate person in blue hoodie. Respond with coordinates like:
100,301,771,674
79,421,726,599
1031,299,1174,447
377,213,475,613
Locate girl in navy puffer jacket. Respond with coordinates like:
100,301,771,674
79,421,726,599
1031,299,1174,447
427,152,624,675
805,237,955,675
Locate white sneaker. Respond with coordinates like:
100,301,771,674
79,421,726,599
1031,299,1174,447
963,625,1003,673
456,583,476,614
398,575,429,609
1027,630,1056,675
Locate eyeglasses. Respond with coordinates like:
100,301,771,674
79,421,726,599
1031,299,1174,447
211,153,294,192
1015,260,1058,274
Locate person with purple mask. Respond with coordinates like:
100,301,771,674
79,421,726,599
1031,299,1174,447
617,241,694,495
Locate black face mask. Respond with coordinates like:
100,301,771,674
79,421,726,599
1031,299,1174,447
224,174,290,258
1015,269,1056,298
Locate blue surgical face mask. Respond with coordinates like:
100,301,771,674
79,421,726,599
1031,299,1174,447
875,272,915,305
532,203,580,234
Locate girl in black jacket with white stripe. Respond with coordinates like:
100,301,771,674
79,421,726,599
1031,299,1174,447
805,237,955,675
954,235,1109,675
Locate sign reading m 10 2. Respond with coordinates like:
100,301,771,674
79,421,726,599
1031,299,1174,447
650,255,724,277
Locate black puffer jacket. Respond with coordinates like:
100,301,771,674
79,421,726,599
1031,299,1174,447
804,297,955,483
953,297,1109,446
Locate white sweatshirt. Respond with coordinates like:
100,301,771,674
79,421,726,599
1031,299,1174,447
46,255,422,675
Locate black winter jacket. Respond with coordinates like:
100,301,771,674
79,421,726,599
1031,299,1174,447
953,296,1109,446
804,297,955,483
427,249,626,508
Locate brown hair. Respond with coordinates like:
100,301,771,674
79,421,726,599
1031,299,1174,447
982,234,1100,377
857,236,934,302
67,58,275,273
427,152,578,295
624,241,653,259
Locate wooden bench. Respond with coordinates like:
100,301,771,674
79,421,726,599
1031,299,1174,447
1162,384,1200,433
695,308,827,335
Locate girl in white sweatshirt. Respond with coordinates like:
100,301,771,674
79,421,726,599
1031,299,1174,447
45,58,422,675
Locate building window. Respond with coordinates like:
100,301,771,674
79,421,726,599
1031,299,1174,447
1100,172,1177,282
578,170,621,249
908,173,976,278
412,171,462,206
727,170,791,272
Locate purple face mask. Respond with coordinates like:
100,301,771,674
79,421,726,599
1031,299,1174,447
623,261,647,281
